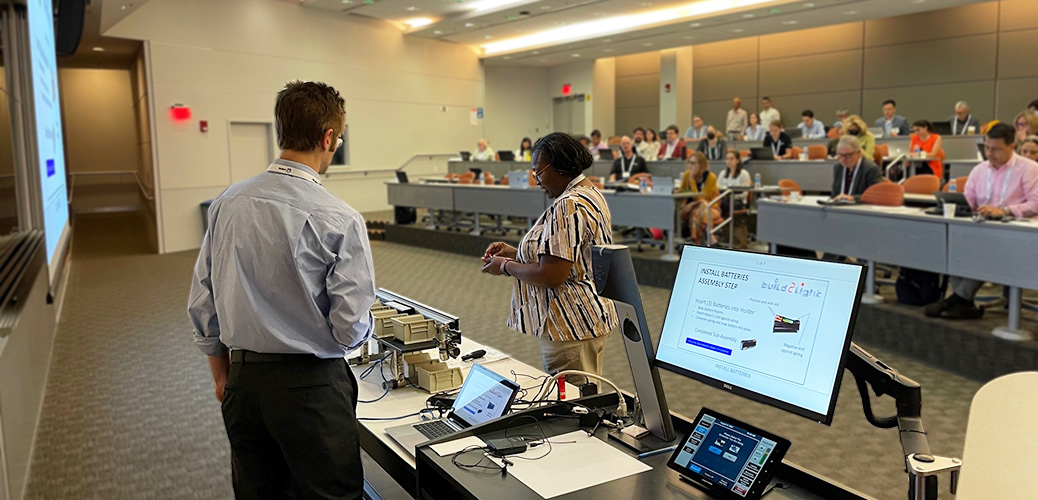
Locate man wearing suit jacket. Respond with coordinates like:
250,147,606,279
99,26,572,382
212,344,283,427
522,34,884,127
831,135,884,201
874,99,910,137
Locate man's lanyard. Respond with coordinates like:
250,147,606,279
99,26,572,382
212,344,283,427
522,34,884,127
620,155,634,178
984,160,1015,208
842,158,863,196
267,161,323,186
771,139,782,158
952,115,972,135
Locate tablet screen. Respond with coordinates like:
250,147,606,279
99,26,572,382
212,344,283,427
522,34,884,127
668,408,790,500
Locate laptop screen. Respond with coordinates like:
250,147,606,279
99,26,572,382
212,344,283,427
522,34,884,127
449,364,520,428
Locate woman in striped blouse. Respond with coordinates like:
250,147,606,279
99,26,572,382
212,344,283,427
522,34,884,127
481,133,618,386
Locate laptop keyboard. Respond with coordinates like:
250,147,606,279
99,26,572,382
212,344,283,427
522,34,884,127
413,420,456,440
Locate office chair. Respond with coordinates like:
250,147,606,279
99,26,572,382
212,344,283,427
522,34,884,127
806,145,828,160
860,182,904,207
778,179,803,195
901,175,941,195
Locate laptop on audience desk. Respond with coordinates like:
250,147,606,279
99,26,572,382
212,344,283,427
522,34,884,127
498,150,515,162
384,363,521,456
977,143,987,161
395,171,409,184
459,151,472,161
749,147,776,161
599,148,615,160
926,191,972,217
786,128,803,139
932,121,953,135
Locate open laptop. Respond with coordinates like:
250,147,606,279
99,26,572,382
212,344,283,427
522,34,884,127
932,121,953,135
927,191,972,217
395,171,409,184
749,147,776,161
459,151,472,161
498,150,515,162
599,148,615,160
384,363,521,455
977,142,987,161
786,128,803,139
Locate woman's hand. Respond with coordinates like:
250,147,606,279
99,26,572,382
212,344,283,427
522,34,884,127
483,242,517,261
481,256,509,275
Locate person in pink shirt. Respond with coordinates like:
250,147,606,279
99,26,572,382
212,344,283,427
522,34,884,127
925,123,1038,319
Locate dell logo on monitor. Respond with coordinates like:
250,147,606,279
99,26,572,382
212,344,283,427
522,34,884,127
723,384,733,391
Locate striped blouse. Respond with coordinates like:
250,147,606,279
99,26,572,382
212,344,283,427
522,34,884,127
507,183,619,342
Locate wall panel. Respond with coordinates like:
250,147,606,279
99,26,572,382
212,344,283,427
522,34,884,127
863,35,996,89
759,50,862,97
693,62,757,102
863,2,998,46
759,23,863,60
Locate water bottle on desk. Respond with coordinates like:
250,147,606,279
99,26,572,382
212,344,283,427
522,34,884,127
913,146,921,159
754,173,762,189
640,177,648,194
949,182,957,194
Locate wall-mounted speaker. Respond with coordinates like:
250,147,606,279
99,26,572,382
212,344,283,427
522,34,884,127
55,0,86,57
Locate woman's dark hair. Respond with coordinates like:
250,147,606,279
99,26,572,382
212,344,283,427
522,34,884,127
912,120,934,133
533,133,593,177
723,150,744,178
749,112,760,125
519,137,532,152
647,128,659,142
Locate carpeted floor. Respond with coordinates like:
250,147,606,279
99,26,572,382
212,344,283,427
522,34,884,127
24,212,979,499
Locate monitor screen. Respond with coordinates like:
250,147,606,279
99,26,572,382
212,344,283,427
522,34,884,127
450,364,520,427
654,246,866,424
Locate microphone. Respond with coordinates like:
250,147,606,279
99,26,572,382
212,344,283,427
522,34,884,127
461,349,486,361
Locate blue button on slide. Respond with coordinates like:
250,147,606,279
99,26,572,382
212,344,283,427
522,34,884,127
690,464,702,474
708,446,722,455
685,337,733,356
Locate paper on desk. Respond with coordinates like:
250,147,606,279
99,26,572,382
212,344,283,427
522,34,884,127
430,436,487,457
488,430,652,498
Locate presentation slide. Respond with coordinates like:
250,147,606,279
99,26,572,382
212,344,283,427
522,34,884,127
656,247,863,419
28,0,70,271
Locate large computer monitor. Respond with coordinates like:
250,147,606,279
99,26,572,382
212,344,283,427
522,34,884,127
654,246,866,425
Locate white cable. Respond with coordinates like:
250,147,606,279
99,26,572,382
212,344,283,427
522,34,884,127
531,370,630,418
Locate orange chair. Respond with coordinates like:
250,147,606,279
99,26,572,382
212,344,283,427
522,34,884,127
739,150,751,159
458,172,476,184
827,126,842,140
445,173,460,182
778,179,803,195
873,143,889,165
902,174,940,195
942,176,968,193
807,145,827,160
860,182,904,206
482,172,495,184
608,136,622,146
500,174,510,186
494,153,501,162
786,147,802,160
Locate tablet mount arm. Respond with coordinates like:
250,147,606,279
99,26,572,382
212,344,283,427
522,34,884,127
845,342,961,500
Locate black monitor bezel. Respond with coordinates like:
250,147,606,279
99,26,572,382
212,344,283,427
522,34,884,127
447,363,522,429
653,245,867,425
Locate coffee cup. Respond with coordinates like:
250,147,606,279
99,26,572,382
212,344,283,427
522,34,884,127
943,203,956,219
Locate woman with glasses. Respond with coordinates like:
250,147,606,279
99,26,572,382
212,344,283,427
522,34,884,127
481,133,617,386
1018,135,1038,162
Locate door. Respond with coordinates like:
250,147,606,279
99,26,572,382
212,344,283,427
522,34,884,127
229,122,274,184
553,97,570,135
569,96,586,137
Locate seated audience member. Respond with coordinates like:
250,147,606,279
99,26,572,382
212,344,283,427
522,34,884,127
695,126,728,160
684,115,708,142
473,139,496,161
798,109,826,139
717,150,753,248
1029,99,1038,115
763,120,792,158
833,108,850,129
909,120,945,178
515,137,533,162
743,113,766,141
1019,136,1038,162
831,135,884,202
643,128,662,161
759,96,781,129
1014,111,1038,144
587,129,610,159
610,136,648,182
837,115,875,159
659,125,687,160
577,136,590,149
874,99,910,137
678,152,720,245
948,101,981,136
727,98,748,140
633,127,652,159
925,124,1038,320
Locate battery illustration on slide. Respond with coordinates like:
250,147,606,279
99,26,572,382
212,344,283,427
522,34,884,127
740,339,757,350
773,315,801,333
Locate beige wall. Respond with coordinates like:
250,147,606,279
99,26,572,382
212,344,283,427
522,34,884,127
615,52,660,136
107,0,485,253
681,0,1036,132
129,50,158,252
58,69,140,175
483,66,551,155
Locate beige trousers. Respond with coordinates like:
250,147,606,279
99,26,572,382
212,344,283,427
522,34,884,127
538,333,610,387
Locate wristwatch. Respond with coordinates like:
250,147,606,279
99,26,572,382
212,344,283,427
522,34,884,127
500,258,512,276
1002,206,1011,216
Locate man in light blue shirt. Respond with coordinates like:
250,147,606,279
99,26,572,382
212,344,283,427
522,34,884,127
798,109,826,139
684,115,708,142
188,80,373,499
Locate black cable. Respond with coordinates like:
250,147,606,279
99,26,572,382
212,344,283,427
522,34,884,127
451,445,502,472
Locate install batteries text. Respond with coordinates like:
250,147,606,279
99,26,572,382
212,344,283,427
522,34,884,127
698,267,750,290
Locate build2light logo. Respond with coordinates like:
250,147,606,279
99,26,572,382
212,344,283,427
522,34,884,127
760,278,825,299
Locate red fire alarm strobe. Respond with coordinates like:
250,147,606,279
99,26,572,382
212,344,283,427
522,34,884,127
665,83,671,93
200,120,209,133
562,84,571,96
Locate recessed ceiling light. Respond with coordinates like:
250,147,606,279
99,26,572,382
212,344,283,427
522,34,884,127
341,0,351,4
433,30,442,34
642,42,653,46
503,56,510,59
781,20,797,25
640,2,653,6
743,13,754,18
92,46,105,52
540,5,551,10
485,35,493,39
911,0,925,3
690,22,701,27
842,10,857,15
464,22,475,27
406,6,416,11
571,53,581,57
802,2,814,7
593,12,603,17
731,28,744,32
532,50,539,54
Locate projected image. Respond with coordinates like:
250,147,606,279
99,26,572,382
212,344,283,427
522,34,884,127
28,0,70,268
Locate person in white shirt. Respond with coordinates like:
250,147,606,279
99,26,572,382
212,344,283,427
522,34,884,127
726,98,748,140
684,116,707,143
759,97,781,131
473,139,496,161
743,113,766,141
514,137,533,162
717,150,753,248
797,110,826,139
633,127,654,160
587,129,610,160
642,128,661,162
